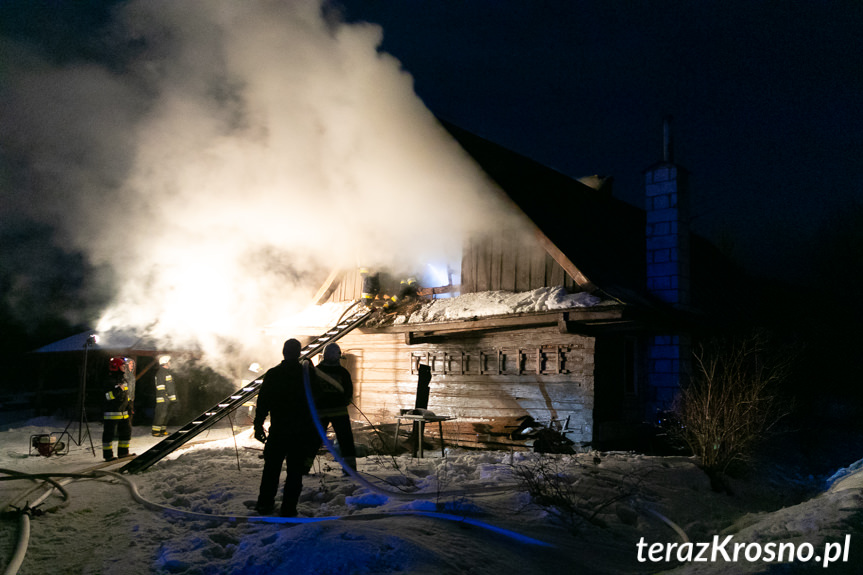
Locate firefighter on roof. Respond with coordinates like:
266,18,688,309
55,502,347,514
381,276,420,312
102,356,132,461
152,355,178,437
359,267,380,307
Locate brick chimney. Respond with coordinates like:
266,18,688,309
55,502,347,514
643,116,691,419
645,116,690,307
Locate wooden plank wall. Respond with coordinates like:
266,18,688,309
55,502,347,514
325,268,361,303
324,229,577,305
337,325,595,449
462,232,577,294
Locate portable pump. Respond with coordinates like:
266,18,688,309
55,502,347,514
29,433,68,457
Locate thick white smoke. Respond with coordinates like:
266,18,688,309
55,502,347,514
1,0,524,374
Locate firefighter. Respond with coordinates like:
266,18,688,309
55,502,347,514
381,276,419,312
313,343,357,471
102,356,132,461
253,338,322,517
359,267,380,307
152,355,178,437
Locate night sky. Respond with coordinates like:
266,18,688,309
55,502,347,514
338,1,863,281
1,1,862,367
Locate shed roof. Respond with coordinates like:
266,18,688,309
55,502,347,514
32,329,180,356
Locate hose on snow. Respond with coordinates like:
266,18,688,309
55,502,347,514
1,508,29,575
1,469,73,575
1,469,72,514
1,467,554,556
300,360,435,500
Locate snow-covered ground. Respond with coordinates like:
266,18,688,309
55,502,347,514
2,417,861,574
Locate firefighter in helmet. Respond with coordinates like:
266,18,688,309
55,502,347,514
359,267,380,307
152,355,178,437
381,276,420,312
102,356,132,461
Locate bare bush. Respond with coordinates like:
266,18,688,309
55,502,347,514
674,331,791,478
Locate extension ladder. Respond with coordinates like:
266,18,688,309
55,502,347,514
119,304,372,474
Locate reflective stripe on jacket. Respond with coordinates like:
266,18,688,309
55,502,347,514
154,370,177,403
103,374,130,417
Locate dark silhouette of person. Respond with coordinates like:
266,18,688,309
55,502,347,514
314,343,357,471
253,338,321,517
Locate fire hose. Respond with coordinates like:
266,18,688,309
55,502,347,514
0,361,551,575
1,466,553,575
1,442,690,574
1,359,691,573
1,470,72,575
2,462,688,575
301,359,688,545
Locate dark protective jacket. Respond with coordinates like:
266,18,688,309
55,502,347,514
103,371,130,420
254,359,317,438
313,363,353,418
154,367,177,404
382,277,420,311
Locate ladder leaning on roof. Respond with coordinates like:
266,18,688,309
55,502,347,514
119,304,373,474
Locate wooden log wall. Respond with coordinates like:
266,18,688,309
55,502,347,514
336,325,595,450
461,231,577,294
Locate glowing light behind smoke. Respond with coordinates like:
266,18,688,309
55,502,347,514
425,263,454,286
2,0,529,375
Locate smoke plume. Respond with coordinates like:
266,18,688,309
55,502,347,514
0,0,522,374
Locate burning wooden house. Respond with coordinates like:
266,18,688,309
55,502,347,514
299,119,748,451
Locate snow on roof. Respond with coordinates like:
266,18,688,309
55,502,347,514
395,286,601,325
268,286,601,335
32,329,144,353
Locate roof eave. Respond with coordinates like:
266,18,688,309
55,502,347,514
361,304,635,343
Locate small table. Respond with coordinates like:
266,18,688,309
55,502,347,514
393,414,455,458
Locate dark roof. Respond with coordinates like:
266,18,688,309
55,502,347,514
439,119,755,324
